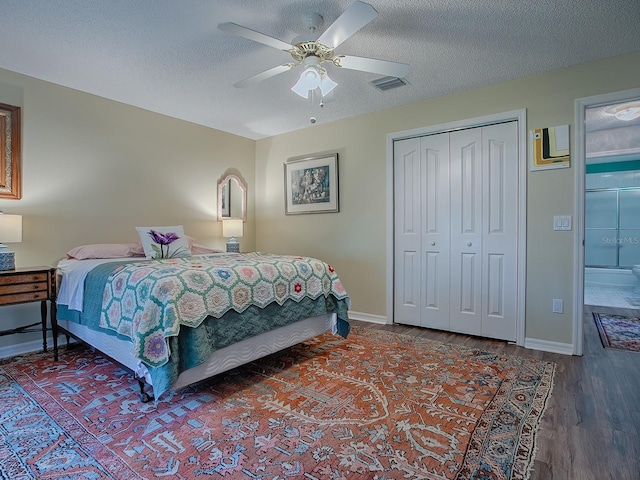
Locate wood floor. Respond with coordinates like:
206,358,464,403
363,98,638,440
352,304,640,480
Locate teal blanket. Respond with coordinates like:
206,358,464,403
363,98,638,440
57,257,350,401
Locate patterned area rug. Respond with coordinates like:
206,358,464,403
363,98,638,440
0,327,555,479
593,312,640,352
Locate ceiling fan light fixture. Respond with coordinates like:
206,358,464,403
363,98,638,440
319,74,337,96
291,65,337,99
221,2,409,101
291,66,320,97
605,101,640,121
614,106,640,121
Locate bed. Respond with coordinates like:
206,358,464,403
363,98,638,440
55,251,350,403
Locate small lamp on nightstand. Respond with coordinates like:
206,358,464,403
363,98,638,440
0,212,22,271
222,218,243,253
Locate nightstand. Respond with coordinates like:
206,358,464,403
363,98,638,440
0,266,57,359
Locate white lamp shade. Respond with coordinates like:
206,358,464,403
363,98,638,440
222,219,243,238
320,75,337,96
0,214,22,243
291,67,321,98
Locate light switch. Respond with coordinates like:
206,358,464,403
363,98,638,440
553,215,572,231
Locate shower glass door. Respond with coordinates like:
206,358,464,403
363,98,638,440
619,189,640,267
585,187,640,268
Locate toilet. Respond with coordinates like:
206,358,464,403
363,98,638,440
633,265,640,294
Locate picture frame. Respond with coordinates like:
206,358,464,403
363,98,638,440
0,103,21,199
530,124,570,171
284,153,339,215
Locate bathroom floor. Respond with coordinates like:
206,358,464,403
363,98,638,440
584,284,640,309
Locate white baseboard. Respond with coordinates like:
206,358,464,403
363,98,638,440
348,310,388,324
524,337,574,355
349,311,575,355
0,336,53,359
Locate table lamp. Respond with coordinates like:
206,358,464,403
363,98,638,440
0,213,22,270
222,218,243,253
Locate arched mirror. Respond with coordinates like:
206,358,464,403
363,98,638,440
217,173,247,221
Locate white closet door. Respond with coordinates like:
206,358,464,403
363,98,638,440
419,133,450,329
393,137,422,326
449,128,483,336
393,134,450,328
393,122,518,342
480,122,518,341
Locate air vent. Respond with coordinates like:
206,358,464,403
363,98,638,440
370,76,409,92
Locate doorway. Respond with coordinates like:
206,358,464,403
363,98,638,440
574,88,640,355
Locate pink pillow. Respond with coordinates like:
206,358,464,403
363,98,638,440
191,243,224,254
66,243,144,260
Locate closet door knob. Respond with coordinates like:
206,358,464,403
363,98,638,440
467,242,472,247
431,242,436,246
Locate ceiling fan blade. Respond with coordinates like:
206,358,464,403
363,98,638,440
234,64,294,88
218,22,293,51
317,1,378,49
334,55,410,78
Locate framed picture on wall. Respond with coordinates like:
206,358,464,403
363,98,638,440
530,125,570,171
0,103,21,199
284,153,339,214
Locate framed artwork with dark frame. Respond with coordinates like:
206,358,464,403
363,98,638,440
284,153,339,215
0,103,21,200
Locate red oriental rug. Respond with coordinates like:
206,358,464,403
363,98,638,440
593,312,640,352
0,327,555,479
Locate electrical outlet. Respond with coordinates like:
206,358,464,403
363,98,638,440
552,298,564,314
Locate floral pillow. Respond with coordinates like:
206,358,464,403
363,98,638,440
135,225,191,259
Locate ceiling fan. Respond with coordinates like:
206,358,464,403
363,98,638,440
218,1,410,100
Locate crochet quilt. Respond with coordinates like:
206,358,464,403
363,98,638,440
99,253,350,367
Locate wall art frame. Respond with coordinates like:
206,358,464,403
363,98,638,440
530,124,570,171
0,103,21,199
284,153,339,215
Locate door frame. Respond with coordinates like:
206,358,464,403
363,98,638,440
386,109,528,346
573,87,640,356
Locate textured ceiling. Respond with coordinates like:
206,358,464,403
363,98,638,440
1,0,639,140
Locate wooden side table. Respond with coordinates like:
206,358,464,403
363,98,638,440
0,266,57,359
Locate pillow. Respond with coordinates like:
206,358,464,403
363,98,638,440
135,225,191,259
129,243,145,257
129,236,205,257
191,243,224,254
66,243,144,260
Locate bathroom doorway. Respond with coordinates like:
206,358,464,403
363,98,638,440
583,99,640,310
574,88,640,356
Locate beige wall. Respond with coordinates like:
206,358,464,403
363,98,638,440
0,68,255,348
256,50,640,345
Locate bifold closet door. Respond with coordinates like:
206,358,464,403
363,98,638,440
393,137,421,327
448,122,518,340
393,133,450,329
479,122,518,341
393,121,518,342
449,127,483,336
